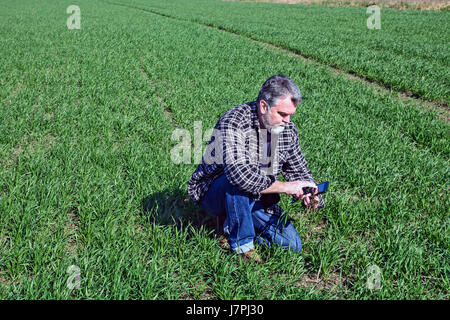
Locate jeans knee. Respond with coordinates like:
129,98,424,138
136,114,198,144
291,236,302,253
278,224,302,253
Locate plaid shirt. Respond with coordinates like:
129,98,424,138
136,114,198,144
187,101,325,214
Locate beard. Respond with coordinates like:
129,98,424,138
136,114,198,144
261,112,285,134
270,124,285,134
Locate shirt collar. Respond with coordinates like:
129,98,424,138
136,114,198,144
249,101,262,130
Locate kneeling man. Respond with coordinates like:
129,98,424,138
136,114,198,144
187,74,324,262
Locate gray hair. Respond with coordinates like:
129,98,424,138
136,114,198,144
256,74,302,109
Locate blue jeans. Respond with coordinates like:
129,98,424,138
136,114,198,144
199,174,302,253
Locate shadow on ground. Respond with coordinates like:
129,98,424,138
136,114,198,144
141,189,225,236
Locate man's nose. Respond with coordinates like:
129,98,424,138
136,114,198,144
283,115,290,123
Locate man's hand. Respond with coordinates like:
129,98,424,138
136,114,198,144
284,181,320,209
302,194,320,210
261,180,320,209
283,181,318,198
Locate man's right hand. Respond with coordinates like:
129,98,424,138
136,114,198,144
283,180,318,199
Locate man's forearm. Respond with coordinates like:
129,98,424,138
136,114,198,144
260,179,319,199
260,180,287,194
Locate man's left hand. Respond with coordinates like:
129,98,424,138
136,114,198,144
301,193,320,210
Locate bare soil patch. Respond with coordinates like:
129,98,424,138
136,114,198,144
296,271,349,296
4,134,57,168
65,205,80,256
225,0,450,10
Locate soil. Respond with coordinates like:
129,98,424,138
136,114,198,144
225,0,450,10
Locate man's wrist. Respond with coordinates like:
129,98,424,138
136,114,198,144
278,181,289,194
261,180,284,194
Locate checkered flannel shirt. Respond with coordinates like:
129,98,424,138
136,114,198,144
187,101,325,214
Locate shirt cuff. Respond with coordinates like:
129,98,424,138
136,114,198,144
252,175,276,202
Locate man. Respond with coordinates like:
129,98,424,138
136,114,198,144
187,74,324,262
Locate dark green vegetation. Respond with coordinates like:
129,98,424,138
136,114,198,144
0,0,448,299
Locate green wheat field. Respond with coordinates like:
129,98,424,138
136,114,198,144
0,0,448,299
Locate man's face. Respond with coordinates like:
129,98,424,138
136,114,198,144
259,95,296,134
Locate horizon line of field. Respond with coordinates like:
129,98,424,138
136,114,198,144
104,0,449,118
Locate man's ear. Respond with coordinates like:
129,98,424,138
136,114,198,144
259,100,268,115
